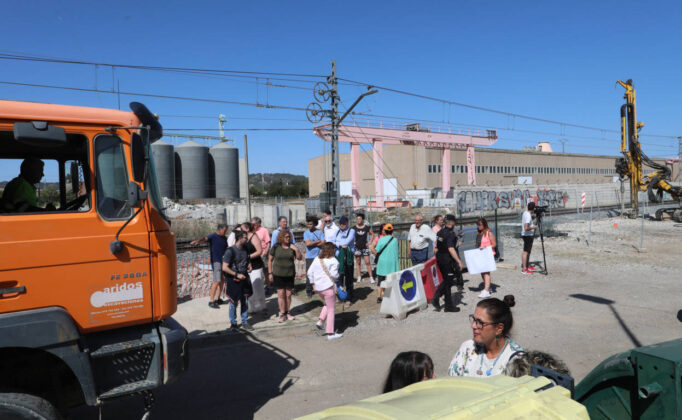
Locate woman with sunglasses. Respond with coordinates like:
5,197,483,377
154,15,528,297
475,217,497,298
448,295,523,377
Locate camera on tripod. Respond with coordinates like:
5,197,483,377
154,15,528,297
533,205,548,219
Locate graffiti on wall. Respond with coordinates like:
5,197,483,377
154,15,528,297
456,188,569,214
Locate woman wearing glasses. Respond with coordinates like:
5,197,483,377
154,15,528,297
448,295,523,377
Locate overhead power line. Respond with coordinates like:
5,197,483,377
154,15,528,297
159,114,314,122
348,112,674,147
0,80,307,111
164,128,312,131
0,52,326,79
339,77,679,140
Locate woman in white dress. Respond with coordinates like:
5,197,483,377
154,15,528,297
448,295,523,377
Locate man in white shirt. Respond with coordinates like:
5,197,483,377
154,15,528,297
521,202,537,274
408,214,437,266
318,211,339,242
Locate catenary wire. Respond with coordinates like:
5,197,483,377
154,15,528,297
0,80,308,111
338,77,679,140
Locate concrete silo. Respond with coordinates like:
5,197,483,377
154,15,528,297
151,139,175,198
174,140,209,199
209,142,240,200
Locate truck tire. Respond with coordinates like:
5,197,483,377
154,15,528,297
0,393,63,420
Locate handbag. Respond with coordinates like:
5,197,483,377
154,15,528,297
372,237,394,278
320,259,345,301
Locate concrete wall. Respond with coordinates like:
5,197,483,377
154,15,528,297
220,202,307,229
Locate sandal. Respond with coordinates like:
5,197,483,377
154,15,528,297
286,313,296,321
278,315,286,323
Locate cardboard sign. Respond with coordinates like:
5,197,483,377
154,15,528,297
464,247,497,275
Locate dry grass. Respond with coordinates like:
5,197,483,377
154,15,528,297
171,218,214,242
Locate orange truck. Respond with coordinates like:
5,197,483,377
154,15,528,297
0,100,188,418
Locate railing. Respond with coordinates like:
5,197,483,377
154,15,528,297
332,118,495,138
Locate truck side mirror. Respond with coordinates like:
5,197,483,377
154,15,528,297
127,182,148,209
131,132,148,183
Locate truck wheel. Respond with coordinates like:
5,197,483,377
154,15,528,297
0,393,63,420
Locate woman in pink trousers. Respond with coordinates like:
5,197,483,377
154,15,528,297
307,242,343,341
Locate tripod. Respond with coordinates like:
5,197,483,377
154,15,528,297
535,213,548,275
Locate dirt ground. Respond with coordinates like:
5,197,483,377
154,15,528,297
247,216,682,418
74,216,682,420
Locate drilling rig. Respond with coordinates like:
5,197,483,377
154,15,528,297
616,79,682,220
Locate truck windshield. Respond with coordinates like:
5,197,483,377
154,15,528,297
146,143,167,221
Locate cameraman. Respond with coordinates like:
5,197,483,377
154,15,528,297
521,202,538,274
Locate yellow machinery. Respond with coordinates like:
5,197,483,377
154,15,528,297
616,79,682,220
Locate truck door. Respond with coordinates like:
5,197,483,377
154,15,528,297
0,129,153,331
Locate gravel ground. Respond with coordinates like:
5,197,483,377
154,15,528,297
74,216,682,419
246,216,682,418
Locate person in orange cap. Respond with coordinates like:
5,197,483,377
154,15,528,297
373,223,399,304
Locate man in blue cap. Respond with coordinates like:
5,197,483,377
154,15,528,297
335,215,355,307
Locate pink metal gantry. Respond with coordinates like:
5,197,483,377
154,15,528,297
313,119,498,208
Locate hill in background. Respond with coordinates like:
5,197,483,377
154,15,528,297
249,173,308,197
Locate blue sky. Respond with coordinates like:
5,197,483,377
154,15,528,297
1,0,681,182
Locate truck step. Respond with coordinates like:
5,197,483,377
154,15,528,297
98,380,157,400
90,339,155,358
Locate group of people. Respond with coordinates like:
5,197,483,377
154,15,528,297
192,202,540,338
191,216,303,332
383,295,570,392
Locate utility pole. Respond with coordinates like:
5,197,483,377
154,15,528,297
559,138,567,154
306,60,377,216
244,134,251,220
329,60,340,215
677,136,682,181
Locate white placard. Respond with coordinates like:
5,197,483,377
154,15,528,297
464,247,497,275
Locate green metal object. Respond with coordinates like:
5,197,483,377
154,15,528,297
575,338,682,419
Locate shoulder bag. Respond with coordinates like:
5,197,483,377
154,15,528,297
372,237,394,278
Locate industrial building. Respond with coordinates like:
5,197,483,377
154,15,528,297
307,144,674,199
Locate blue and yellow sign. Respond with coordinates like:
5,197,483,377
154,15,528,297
399,270,417,301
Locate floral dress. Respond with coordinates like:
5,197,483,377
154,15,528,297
448,339,524,377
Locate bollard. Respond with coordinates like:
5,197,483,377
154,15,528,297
587,203,592,246
640,198,645,249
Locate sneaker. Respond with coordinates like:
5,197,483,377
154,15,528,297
242,323,254,331
208,302,220,309
431,298,441,312
369,278,375,284
444,306,459,313
527,266,537,272
327,333,343,341
286,313,296,321
376,297,383,304
230,324,240,332
306,292,313,299
215,298,226,305
522,268,533,275
478,290,491,298
315,321,324,330
277,315,286,323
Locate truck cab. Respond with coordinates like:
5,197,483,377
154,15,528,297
0,100,188,418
